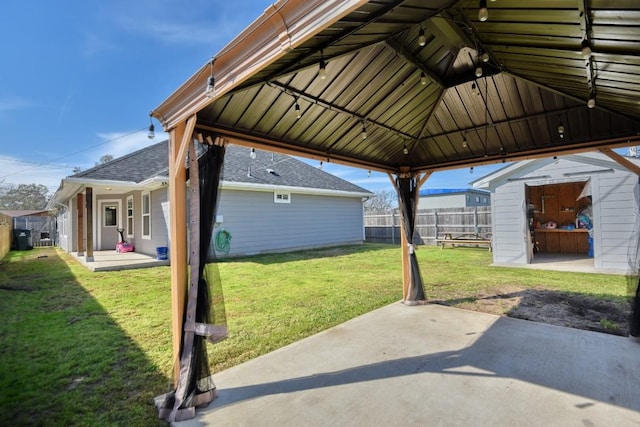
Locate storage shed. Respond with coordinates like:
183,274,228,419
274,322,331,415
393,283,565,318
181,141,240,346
472,152,640,273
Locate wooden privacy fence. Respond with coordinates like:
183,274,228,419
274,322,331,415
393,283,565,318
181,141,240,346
364,207,492,245
0,212,11,260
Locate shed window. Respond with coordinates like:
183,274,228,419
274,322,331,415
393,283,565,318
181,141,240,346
142,192,151,239
274,192,291,204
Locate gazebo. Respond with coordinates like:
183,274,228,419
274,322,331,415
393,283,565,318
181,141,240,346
150,0,640,420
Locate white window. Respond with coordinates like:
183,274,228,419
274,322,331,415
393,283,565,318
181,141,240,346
142,192,151,239
274,192,291,204
126,196,134,238
475,196,480,203
482,197,487,204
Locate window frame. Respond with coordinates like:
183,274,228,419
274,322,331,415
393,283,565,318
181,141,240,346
141,192,151,239
274,191,291,204
126,195,134,238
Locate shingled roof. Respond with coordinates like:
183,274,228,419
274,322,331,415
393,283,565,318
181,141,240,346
69,140,371,195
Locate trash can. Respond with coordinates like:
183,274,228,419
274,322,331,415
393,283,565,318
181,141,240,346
156,246,168,260
13,229,32,251
587,237,594,257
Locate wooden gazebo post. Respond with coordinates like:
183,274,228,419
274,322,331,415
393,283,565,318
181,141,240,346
168,115,197,383
389,169,431,302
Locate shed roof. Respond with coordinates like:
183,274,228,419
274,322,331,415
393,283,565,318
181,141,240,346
152,0,640,175
471,151,640,189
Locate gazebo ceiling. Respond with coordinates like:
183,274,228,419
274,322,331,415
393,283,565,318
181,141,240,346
153,0,640,174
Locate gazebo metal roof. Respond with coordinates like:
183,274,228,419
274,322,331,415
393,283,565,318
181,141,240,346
152,0,640,173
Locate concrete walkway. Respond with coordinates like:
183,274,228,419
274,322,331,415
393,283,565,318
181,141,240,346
175,303,640,426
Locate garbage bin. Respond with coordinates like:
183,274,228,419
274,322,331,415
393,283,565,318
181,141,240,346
156,246,168,260
13,229,32,251
587,237,594,257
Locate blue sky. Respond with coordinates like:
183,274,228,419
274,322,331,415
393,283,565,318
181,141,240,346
0,0,502,195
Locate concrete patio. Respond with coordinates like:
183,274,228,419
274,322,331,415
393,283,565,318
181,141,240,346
71,250,169,272
175,303,640,427
493,253,628,275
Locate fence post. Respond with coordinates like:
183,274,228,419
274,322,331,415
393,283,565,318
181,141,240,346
474,207,479,235
391,211,395,244
434,211,438,241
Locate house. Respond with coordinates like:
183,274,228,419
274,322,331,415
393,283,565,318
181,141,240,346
47,141,372,260
472,152,640,273
417,188,490,210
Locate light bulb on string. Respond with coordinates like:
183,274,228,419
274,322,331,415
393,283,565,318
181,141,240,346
462,134,468,148
294,98,301,119
403,144,409,155
420,71,427,85
418,28,426,47
361,122,367,140
471,82,479,96
147,116,155,140
481,52,490,63
319,59,327,80
478,0,488,21
475,66,483,78
319,161,323,170
558,122,565,139
250,148,256,159
587,94,596,109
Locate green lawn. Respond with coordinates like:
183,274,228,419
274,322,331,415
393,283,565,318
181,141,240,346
0,244,629,425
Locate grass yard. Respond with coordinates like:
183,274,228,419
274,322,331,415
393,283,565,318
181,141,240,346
0,244,630,425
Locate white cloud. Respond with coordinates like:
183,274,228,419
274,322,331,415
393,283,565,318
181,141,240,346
0,156,72,193
0,96,31,115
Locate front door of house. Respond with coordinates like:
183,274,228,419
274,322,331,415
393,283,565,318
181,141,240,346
100,202,119,250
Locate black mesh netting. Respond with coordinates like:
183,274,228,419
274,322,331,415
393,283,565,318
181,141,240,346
396,176,426,302
157,140,227,422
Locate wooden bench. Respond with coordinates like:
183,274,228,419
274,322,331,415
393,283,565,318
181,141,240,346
436,233,492,251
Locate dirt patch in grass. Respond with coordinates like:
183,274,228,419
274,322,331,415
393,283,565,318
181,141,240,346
432,285,631,336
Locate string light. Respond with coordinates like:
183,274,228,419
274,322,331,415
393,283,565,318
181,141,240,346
418,28,426,47
368,170,371,177
147,116,155,140
472,82,479,96
478,0,488,22
403,144,409,155
462,134,468,148
319,161,323,169
319,56,327,80
361,122,367,140
475,66,483,78
420,71,427,85
294,97,301,119
205,58,215,97
250,148,256,159
558,122,565,139
481,52,490,63
470,166,474,174
587,93,596,109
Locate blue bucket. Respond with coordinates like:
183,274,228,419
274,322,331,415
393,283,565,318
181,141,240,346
156,246,168,260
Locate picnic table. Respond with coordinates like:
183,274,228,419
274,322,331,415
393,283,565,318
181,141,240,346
436,233,492,251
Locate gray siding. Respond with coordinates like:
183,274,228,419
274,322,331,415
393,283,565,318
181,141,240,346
133,187,170,257
212,189,364,257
